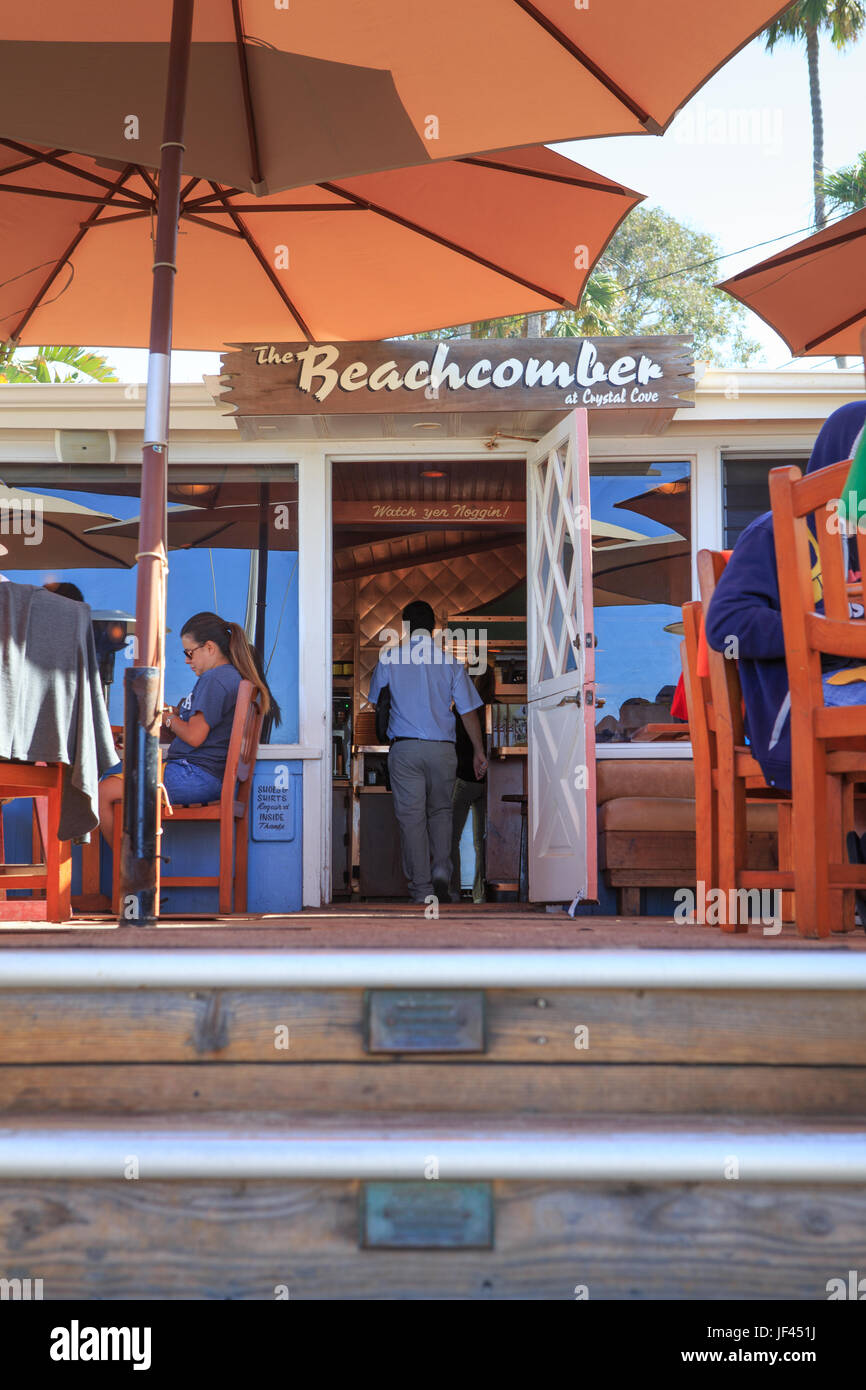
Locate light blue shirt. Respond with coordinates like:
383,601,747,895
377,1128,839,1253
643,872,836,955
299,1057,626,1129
368,633,482,741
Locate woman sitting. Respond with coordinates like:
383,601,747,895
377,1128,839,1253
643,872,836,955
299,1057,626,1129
99,610,278,842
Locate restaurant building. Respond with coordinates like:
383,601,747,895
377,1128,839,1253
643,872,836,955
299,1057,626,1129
0,346,862,918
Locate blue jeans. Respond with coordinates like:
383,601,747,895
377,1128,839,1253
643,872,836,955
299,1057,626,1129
163,758,223,806
822,673,866,707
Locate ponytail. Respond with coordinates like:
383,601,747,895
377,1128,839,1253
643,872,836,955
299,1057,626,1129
181,611,281,727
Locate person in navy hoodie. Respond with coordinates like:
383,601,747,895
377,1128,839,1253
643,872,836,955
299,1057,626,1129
705,400,866,792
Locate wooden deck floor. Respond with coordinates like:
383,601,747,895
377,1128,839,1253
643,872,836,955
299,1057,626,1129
1,903,864,950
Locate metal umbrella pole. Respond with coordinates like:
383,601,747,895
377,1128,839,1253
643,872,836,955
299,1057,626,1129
119,0,194,925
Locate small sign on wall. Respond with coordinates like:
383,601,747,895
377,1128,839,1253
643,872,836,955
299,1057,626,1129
251,768,295,842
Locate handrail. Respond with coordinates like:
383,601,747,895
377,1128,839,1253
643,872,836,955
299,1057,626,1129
1,1120,864,1181
1,949,865,990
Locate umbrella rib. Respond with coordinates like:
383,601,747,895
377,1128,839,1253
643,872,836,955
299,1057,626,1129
5,164,139,342
509,1,658,132
38,516,134,569
231,0,265,192
318,181,568,306
205,182,314,339
0,182,146,209
186,202,364,212
0,147,65,178
804,306,866,353
80,210,153,228
460,155,633,197
181,211,246,238
0,139,151,206
134,165,159,198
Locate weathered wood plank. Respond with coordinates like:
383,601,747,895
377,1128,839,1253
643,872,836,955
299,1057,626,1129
3,1063,866,1116
0,1179,861,1299
0,989,863,1064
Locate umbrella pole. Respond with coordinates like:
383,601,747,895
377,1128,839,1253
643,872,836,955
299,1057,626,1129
120,0,194,926
254,482,271,741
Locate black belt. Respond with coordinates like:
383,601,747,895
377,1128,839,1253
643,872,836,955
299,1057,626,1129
390,737,455,744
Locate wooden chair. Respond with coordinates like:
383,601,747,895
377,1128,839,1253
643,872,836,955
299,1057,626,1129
769,456,866,937
680,600,717,897
112,680,263,916
0,762,71,921
689,551,794,932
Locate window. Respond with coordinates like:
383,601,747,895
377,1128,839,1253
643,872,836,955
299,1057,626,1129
722,455,809,548
0,461,298,741
590,460,691,743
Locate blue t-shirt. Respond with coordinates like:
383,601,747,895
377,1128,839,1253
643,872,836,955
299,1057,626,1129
166,663,242,778
368,634,482,741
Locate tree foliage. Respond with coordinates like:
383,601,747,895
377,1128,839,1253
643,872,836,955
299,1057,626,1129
820,150,866,212
0,344,117,384
413,208,761,365
586,207,762,365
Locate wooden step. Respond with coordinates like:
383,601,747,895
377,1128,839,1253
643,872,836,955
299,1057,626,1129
4,1061,866,1116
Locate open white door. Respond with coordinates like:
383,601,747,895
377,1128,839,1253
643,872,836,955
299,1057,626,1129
526,409,597,906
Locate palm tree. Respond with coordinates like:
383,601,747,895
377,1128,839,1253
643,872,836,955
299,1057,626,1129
764,1,866,229
0,344,117,384
820,150,866,211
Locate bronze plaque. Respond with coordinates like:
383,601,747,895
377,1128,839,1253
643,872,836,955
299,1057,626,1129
364,989,485,1053
361,1182,494,1249
222,336,694,415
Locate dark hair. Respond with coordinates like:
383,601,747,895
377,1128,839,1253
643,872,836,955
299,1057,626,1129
402,600,435,634
44,581,84,602
180,611,281,726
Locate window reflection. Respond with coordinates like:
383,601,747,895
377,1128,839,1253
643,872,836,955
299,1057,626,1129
591,462,691,743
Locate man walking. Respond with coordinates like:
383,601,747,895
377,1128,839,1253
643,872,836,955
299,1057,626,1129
368,600,487,905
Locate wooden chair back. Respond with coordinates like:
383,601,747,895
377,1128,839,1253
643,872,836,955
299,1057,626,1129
769,455,866,935
680,599,716,892
769,455,866,743
220,680,263,816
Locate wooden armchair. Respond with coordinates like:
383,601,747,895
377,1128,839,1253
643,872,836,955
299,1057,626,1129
769,456,866,937
112,680,263,916
691,551,793,932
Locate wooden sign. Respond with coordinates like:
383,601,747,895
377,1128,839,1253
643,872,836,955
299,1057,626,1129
221,336,694,415
333,500,524,525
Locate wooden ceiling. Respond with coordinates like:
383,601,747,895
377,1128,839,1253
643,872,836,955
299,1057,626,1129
333,458,526,580
332,458,525,503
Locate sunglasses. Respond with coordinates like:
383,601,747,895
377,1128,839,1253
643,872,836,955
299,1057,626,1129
183,643,204,660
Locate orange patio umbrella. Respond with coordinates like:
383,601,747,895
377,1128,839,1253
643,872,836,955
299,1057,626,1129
1,3,792,193
717,208,866,357
0,145,642,346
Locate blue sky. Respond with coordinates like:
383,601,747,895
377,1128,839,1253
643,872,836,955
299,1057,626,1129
91,26,866,384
